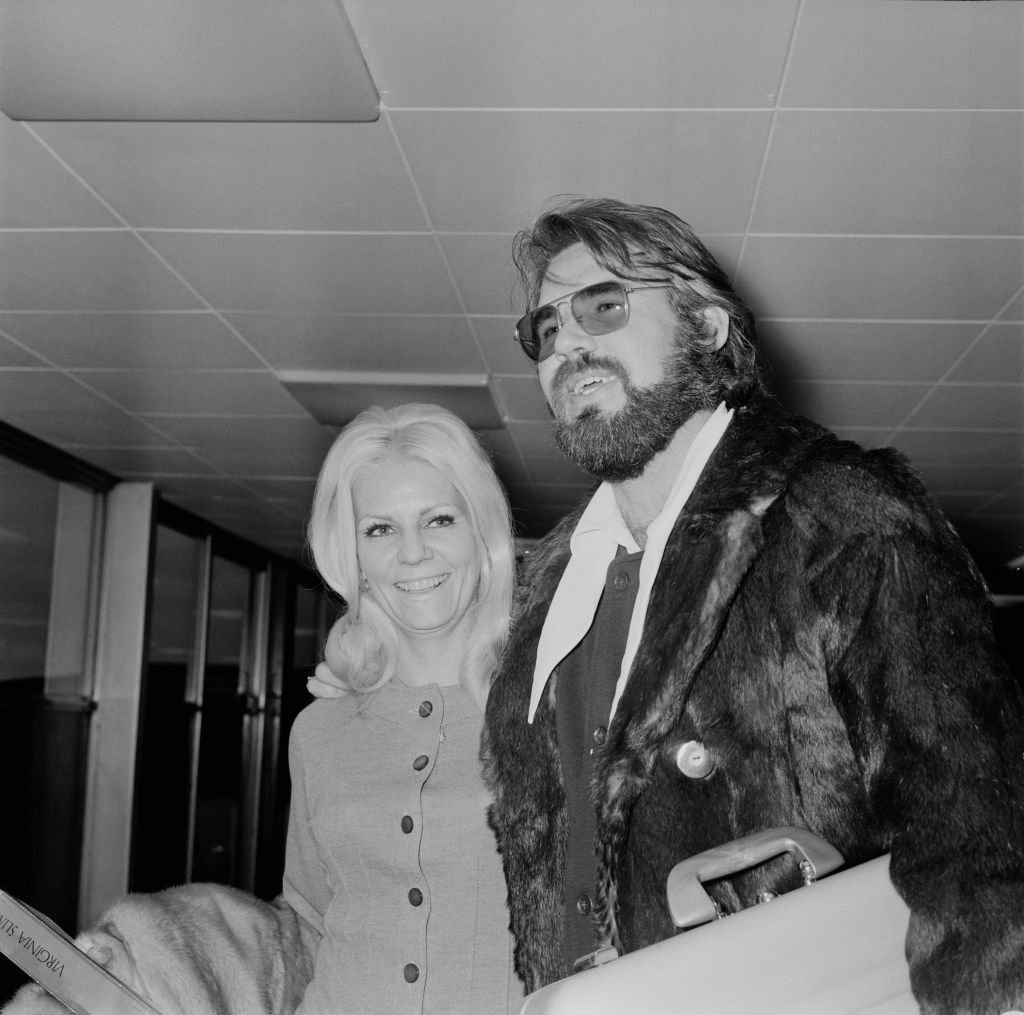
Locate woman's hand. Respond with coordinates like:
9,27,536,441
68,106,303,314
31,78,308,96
2,946,112,1013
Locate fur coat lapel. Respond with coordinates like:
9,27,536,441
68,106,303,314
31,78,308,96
592,405,826,949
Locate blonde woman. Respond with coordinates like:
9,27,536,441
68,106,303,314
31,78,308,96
293,402,522,1014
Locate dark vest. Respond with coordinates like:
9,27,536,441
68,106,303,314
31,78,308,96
555,548,642,974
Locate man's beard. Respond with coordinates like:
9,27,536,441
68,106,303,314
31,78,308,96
550,341,724,482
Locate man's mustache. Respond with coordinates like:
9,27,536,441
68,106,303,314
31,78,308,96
550,352,628,399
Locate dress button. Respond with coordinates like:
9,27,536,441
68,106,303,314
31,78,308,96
408,887,423,907
576,893,593,916
593,725,607,746
400,815,414,833
403,963,419,983
674,740,716,779
418,700,433,718
412,754,429,771
611,571,631,591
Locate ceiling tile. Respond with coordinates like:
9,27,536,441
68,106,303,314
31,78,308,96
165,490,281,522
346,0,797,108
471,317,533,375
1000,290,1024,321
149,417,333,481
488,455,532,489
73,369,307,416
784,1,1024,109
0,119,119,227
63,445,218,476
757,321,980,383
893,429,1024,466
513,506,572,539
491,375,549,423
753,112,1024,235
534,482,596,508
828,427,893,450
3,408,174,448
914,462,1022,494
740,237,1024,320
0,312,263,369
394,110,772,232
0,232,204,311
0,333,46,366
777,380,934,428
33,122,424,230
148,415,335,456
172,500,296,535
507,421,560,457
142,232,460,314
472,426,523,461
525,455,592,486
905,383,1024,431
155,475,268,500
975,487,1024,519
226,312,486,373
242,476,318,502
947,325,1024,383
197,441,335,478
953,517,1024,574
931,491,997,518
439,233,522,316
0,367,120,412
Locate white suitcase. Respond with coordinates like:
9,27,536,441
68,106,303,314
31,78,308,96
519,830,915,1015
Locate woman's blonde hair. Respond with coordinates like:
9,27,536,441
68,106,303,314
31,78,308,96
307,403,514,709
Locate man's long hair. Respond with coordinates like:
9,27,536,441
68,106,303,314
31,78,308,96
512,196,765,407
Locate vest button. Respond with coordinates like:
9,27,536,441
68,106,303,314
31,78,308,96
403,963,420,983
611,571,631,591
593,725,607,746
576,893,593,916
674,740,715,779
401,815,414,833
412,754,429,771
418,700,433,718
408,887,423,907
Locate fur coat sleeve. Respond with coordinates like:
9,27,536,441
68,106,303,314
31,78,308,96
761,442,1024,1013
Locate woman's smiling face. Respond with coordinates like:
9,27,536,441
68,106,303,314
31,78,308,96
352,455,481,641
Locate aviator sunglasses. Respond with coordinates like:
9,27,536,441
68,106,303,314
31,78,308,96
514,281,674,362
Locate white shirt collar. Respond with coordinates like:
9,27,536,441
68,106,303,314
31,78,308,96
527,403,733,723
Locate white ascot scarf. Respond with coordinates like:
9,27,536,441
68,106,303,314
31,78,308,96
527,402,733,724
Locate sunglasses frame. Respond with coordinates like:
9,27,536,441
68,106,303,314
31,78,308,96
513,281,674,362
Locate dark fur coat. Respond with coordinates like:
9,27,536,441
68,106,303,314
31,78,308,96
482,400,1024,1014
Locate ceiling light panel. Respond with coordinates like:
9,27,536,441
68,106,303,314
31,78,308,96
279,371,505,431
0,0,378,122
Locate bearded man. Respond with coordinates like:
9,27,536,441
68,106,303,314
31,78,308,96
481,196,1024,1015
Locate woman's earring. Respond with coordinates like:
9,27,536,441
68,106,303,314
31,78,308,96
358,571,370,592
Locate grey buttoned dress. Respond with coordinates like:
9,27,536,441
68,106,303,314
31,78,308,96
284,680,523,1015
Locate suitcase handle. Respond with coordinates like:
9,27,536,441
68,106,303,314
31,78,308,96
666,826,845,929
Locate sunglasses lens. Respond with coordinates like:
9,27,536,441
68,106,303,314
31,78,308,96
572,282,629,335
515,281,630,361
513,314,538,359
516,305,559,361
